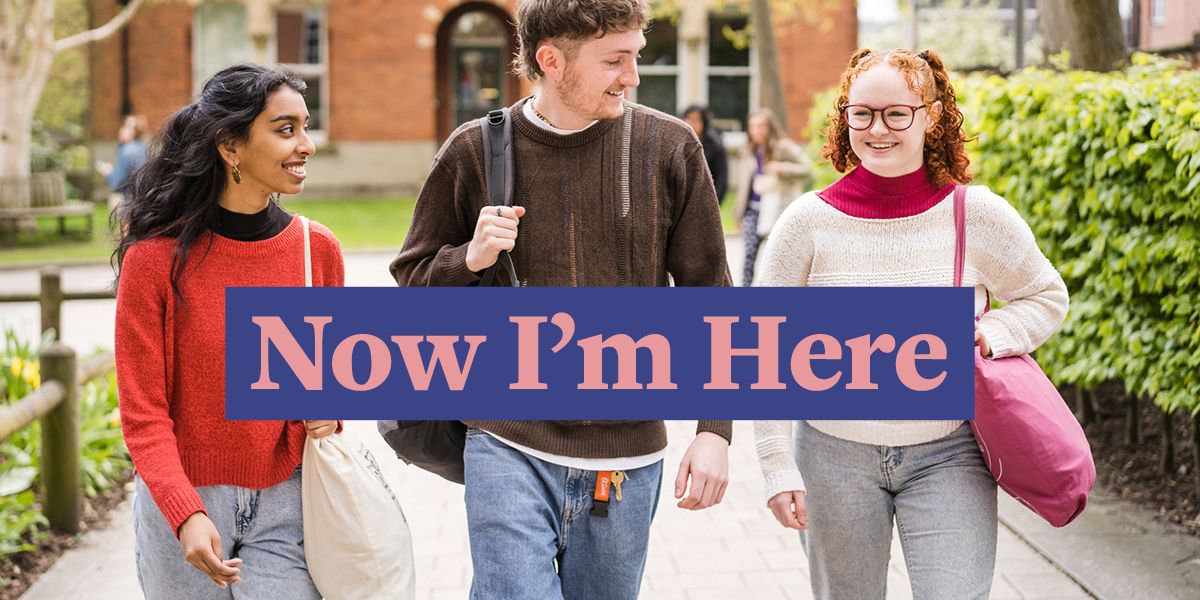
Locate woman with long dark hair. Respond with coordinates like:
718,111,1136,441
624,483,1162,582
114,63,343,597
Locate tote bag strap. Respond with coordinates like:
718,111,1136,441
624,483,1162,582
301,216,312,287
952,186,991,314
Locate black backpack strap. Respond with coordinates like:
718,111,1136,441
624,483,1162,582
478,108,519,287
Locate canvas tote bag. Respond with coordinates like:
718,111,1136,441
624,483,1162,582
297,216,416,599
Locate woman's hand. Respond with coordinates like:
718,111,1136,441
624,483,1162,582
178,512,242,588
974,327,992,358
767,490,809,530
304,420,338,438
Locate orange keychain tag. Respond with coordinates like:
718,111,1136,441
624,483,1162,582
590,470,613,517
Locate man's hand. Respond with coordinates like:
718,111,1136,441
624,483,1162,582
767,490,808,530
304,420,338,438
674,431,730,510
178,512,242,588
465,205,526,272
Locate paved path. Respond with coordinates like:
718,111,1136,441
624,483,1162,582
2,247,1104,599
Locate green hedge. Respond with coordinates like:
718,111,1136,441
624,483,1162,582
960,55,1200,416
802,54,1200,416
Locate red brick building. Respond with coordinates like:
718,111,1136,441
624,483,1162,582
1126,0,1200,61
89,0,857,196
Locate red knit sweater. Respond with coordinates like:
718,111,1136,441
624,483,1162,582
115,216,344,533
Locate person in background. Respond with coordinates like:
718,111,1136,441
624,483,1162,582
682,104,729,203
733,107,810,286
99,114,149,211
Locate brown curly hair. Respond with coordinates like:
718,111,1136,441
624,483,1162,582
821,48,974,187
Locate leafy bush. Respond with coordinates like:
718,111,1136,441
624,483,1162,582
958,54,1200,416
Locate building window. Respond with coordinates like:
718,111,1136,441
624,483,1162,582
635,18,680,118
1151,0,1166,26
449,11,509,130
193,3,249,92
275,7,328,134
706,12,752,132
634,11,752,131
193,3,329,137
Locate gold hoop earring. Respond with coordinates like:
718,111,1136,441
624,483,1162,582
232,165,242,185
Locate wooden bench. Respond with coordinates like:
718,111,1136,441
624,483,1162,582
0,173,95,239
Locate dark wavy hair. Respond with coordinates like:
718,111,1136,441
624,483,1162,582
821,48,973,187
112,64,306,300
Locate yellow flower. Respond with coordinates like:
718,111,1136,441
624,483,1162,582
12,358,40,389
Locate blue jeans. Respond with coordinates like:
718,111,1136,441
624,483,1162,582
464,429,663,600
133,469,320,600
795,421,997,600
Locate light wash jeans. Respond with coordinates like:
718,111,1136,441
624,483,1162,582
795,420,998,600
133,468,320,600
464,428,663,600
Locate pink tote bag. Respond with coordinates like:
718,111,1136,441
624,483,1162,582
952,186,1095,527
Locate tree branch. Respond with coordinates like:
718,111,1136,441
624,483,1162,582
53,0,143,54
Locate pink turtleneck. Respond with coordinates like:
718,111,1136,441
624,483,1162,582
818,165,955,219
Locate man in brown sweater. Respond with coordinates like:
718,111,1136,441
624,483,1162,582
390,1,732,597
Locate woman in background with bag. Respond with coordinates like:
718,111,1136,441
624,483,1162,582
733,107,811,285
114,64,344,598
752,48,1070,599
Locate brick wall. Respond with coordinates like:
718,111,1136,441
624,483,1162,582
89,0,855,147
775,3,859,142
89,0,192,141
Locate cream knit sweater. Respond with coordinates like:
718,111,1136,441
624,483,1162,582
753,186,1069,500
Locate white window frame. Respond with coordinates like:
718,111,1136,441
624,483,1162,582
1151,0,1166,26
271,5,330,143
702,10,755,133
191,3,330,143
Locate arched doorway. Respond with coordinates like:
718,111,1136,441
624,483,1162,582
436,4,520,140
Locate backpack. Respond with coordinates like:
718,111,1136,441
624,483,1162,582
377,108,517,484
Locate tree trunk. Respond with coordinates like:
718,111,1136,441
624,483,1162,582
1074,386,1094,425
1125,393,1141,445
1035,0,1128,71
751,0,790,134
1192,415,1200,504
0,0,142,183
0,72,36,180
1160,409,1175,475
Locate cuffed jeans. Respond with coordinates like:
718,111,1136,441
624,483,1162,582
795,421,998,600
132,469,320,600
464,429,663,600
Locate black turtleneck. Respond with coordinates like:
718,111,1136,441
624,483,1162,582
214,201,293,241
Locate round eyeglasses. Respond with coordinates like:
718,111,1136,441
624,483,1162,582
841,104,926,132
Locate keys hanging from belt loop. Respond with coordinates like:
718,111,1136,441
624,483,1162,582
590,470,613,518
611,471,626,502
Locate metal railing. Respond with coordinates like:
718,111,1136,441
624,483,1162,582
0,266,116,534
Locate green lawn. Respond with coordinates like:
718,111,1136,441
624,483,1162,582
0,194,736,268
0,198,415,267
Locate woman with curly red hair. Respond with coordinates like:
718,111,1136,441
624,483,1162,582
753,49,1069,598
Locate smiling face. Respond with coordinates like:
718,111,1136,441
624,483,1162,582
223,87,315,199
845,65,939,177
552,28,644,122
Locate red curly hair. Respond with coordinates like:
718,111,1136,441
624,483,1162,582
821,48,973,187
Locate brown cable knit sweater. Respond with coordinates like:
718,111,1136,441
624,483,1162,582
390,98,732,458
